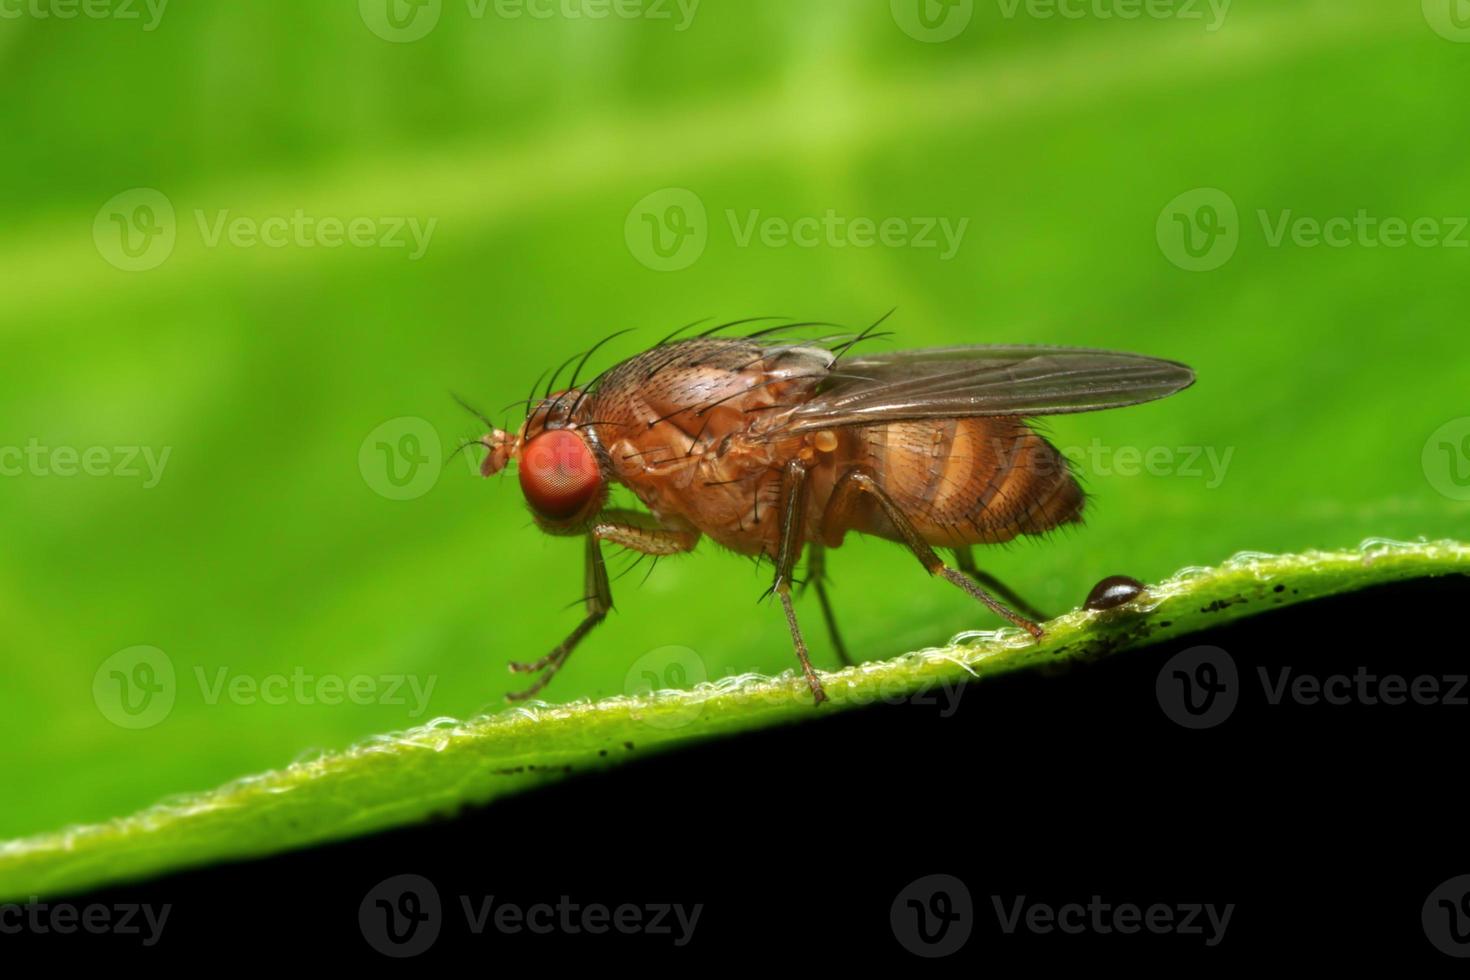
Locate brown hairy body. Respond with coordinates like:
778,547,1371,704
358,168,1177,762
585,338,1083,558
476,322,1193,705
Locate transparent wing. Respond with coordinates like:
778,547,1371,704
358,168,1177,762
761,345,1195,437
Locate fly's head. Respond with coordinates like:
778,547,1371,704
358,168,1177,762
479,389,607,534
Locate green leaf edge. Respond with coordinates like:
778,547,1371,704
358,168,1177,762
4,537,1466,901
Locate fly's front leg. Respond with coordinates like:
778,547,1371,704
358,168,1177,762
506,532,610,701
590,508,702,556
953,546,1050,623
771,458,828,705
506,511,700,701
828,468,1045,639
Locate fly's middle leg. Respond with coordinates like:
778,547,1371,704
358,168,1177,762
804,543,851,666
771,458,828,705
824,467,1045,639
506,511,700,701
952,545,1050,624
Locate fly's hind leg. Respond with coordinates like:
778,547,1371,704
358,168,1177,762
771,459,828,705
803,543,852,667
825,468,1045,639
952,546,1050,624
507,510,700,701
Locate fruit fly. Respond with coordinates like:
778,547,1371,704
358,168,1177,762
474,318,1195,705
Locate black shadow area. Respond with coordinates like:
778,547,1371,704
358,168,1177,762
10,575,1470,968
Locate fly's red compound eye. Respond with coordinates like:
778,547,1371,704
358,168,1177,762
518,429,601,521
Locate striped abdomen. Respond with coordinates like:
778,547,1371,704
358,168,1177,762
824,417,1084,548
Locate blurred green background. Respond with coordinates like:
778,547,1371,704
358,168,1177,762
2,0,1467,843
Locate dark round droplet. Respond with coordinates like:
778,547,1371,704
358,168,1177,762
1085,575,1146,611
